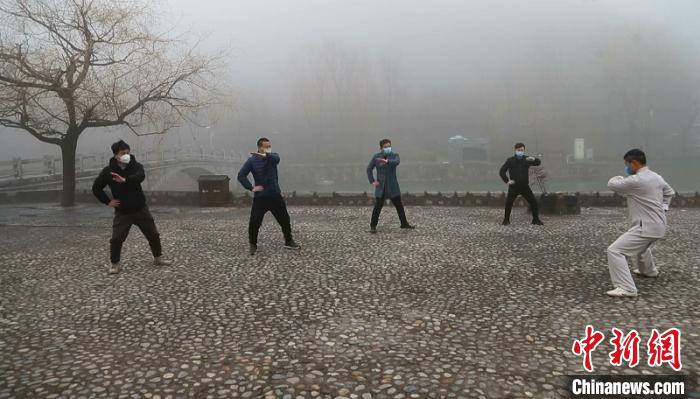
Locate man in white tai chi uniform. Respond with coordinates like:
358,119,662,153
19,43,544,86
605,148,675,297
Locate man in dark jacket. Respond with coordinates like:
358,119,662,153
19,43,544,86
499,142,544,226
366,138,415,233
92,140,172,274
237,137,300,256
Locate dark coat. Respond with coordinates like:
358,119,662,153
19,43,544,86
92,156,147,213
237,153,282,198
367,152,401,198
499,155,541,187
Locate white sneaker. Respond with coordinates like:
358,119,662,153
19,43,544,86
108,263,120,274
154,256,173,266
633,269,658,278
606,287,637,297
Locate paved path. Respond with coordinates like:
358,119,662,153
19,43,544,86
0,204,697,398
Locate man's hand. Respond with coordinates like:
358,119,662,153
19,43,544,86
108,199,121,208
507,180,515,185
252,185,264,192
372,181,380,187
376,158,388,165
111,172,126,183
250,152,267,158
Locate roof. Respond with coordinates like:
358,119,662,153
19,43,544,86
197,175,230,182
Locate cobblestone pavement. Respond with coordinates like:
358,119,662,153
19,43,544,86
0,204,697,398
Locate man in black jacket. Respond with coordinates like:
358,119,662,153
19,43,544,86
92,140,172,274
499,142,544,226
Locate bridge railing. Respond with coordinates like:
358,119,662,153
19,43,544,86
0,147,243,183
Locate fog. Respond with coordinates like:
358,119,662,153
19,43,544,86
2,0,700,193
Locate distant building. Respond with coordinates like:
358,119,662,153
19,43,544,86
574,138,585,160
447,136,489,162
692,124,700,157
569,138,594,163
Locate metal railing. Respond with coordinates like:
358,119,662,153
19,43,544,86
0,146,244,183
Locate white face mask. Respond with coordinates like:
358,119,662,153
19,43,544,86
263,148,272,154
119,154,131,164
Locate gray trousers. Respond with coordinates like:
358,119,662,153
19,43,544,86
607,226,659,293
111,207,162,264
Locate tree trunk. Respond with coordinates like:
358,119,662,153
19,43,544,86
60,140,78,207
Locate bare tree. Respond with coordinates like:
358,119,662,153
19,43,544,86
0,0,221,206
596,25,700,156
289,42,380,161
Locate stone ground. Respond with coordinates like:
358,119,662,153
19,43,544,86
0,204,697,399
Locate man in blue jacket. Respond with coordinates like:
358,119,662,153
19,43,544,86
237,137,300,255
367,139,415,233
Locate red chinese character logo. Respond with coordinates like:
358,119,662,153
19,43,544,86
572,325,605,372
647,328,682,371
609,328,640,367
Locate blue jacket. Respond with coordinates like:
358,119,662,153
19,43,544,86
237,153,282,198
367,152,401,198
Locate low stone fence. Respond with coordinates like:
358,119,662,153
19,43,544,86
1,189,699,208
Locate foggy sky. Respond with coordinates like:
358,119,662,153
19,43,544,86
1,0,699,160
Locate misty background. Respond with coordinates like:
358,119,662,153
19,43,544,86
2,0,700,193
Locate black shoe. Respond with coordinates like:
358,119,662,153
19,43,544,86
369,226,377,234
400,224,415,229
249,244,257,256
284,240,301,250
532,219,544,225
501,219,510,226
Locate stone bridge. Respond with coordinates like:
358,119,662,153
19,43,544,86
0,147,244,192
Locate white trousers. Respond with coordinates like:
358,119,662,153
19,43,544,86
607,226,659,293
